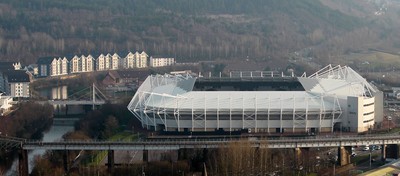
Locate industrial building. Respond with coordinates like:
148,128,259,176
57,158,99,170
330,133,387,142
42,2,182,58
127,65,382,133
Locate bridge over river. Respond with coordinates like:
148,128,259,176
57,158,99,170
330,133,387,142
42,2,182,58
12,134,400,150
3,134,400,175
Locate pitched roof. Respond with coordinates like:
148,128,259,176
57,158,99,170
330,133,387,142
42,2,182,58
37,56,57,65
0,62,14,71
4,70,30,83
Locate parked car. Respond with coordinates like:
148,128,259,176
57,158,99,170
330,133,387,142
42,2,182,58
363,146,370,151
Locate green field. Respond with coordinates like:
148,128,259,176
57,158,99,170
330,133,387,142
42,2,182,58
89,132,139,165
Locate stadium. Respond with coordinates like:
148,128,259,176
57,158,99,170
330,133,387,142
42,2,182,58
127,65,383,133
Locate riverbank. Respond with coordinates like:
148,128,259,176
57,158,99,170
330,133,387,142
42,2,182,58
0,102,54,173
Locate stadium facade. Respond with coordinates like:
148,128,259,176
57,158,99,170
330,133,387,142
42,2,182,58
128,65,382,133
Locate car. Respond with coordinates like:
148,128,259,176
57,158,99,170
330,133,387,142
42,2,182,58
363,147,370,151
351,152,357,157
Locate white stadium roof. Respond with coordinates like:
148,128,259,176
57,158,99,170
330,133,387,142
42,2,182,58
298,65,376,97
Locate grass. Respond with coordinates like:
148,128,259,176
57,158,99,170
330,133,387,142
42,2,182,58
88,132,139,165
346,51,400,70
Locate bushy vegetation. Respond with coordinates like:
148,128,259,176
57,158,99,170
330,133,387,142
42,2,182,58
0,102,53,171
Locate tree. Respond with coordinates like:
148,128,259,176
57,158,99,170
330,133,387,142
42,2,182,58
31,155,64,176
102,115,119,138
207,140,271,176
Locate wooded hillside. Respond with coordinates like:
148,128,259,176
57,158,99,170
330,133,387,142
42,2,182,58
0,0,399,65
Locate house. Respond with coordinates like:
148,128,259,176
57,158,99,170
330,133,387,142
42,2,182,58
96,54,106,71
70,55,80,73
111,53,120,70
70,55,95,73
96,53,114,71
105,53,112,70
50,57,69,76
124,52,135,69
150,57,175,67
122,51,148,69
36,57,54,77
83,55,95,72
136,51,148,68
4,70,31,97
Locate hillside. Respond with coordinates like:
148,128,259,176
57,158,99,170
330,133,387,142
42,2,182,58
0,0,399,66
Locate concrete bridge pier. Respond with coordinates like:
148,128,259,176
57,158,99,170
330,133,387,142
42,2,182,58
143,150,148,162
294,148,310,169
338,146,351,166
386,144,400,159
63,150,69,173
107,150,114,174
65,105,69,115
178,148,188,160
203,148,209,162
381,144,387,162
294,148,302,168
18,149,28,176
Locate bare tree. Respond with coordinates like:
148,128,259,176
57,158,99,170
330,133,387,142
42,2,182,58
207,140,271,176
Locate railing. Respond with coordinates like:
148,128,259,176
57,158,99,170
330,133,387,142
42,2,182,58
3,133,400,150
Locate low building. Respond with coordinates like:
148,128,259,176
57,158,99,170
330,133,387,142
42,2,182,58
150,57,175,67
5,70,31,98
0,93,13,116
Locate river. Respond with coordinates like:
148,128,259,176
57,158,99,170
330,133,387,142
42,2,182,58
6,118,77,175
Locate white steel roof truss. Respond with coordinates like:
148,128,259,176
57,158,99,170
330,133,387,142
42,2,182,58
334,97,342,119
230,97,232,131
191,98,194,131
217,95,220,129
255,97,258,132
204,94,207,131
156,96,167,129
136,92,147,125
149,95,158,130
305,96,309,131
280,97,283,133
174,97,181,131
143,93,156,130
242,96,256,130
294,96,307,131
319,95,326,132
267,96,270,133
192,97,206,129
